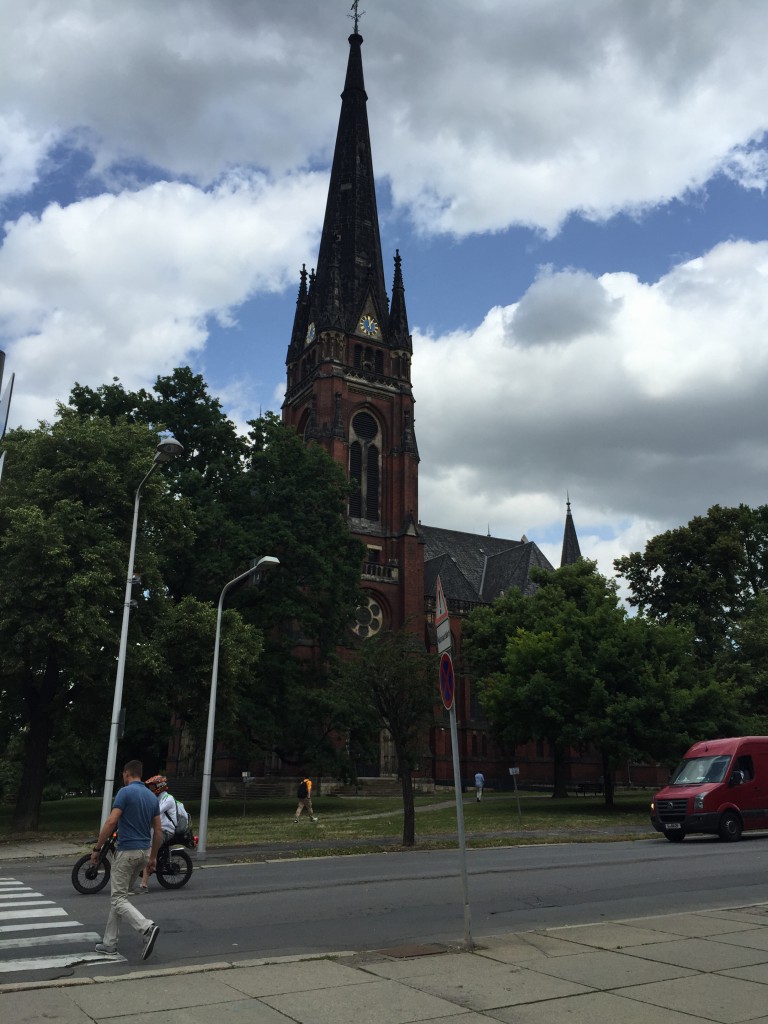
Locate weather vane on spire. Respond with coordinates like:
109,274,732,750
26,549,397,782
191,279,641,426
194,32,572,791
349,0,365,34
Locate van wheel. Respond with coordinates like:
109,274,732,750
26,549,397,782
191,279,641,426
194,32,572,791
664,830,685,842
718,813,742,842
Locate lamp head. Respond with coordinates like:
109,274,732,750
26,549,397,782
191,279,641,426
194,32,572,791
154,436,185,464
247,555,280,587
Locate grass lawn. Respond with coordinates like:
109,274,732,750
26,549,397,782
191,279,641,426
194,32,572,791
0,789,656,855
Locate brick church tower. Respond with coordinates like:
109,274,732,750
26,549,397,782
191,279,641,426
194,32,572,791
281,29,424,639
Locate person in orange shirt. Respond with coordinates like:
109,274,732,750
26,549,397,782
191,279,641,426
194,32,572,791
293,776,318,822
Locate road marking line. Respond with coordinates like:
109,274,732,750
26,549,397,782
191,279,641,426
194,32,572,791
0,901,54,910
0,908,65,921
0,921,82,934
0,952,126,973
0,931,101,951
0,893,42,900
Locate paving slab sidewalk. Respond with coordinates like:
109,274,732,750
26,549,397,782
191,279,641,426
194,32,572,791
4,905,768,1023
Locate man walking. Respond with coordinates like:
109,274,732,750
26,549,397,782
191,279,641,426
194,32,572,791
474,770,485,802
293,776,318,822
91,759,161,960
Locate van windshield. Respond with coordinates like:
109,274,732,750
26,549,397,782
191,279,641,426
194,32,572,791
669,755,731,785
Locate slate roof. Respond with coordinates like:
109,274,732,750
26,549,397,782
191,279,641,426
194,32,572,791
420,524,555,605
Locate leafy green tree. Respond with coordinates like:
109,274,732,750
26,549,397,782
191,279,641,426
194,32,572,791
68,369,252,603
0,411,192,829
464,561,744,805
226,413,366,772
69,373,367,776
2,371,366,829
615,504,768,663
336,629,437,845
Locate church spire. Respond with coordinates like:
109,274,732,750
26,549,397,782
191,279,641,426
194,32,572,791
389,249,412,351
309,28,389,338
560,496,582,566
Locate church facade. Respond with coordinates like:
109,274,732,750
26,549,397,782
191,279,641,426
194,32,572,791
280,28,604,791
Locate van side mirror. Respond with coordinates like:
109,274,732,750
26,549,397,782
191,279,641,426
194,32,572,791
730,770,745,787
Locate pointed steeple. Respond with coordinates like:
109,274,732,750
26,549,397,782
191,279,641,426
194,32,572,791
310,31,389,338
287,264,310,361
389,250,412,351
560,496,582,566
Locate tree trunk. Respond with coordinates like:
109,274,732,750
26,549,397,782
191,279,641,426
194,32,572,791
551,742,569,798
12,660,58,831
400,764,416,846
601,750,615,809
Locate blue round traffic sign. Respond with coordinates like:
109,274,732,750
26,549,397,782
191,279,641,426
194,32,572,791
439,652,454,710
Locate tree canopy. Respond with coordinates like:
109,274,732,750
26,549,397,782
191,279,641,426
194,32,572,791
463,560,745,805
1,368,366,827
614,504,768,663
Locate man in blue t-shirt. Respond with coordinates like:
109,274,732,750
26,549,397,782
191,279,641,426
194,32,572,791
91,759,162,960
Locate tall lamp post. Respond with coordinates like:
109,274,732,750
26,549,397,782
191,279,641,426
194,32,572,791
197,555,280,860
100,437,185,825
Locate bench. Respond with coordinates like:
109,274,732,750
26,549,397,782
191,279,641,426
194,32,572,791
574,781,603,796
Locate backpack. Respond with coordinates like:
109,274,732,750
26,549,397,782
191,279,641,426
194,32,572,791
297,780,309,799
174,798,190,833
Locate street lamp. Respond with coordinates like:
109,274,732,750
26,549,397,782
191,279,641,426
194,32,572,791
100,436,185,825
197,555,280,859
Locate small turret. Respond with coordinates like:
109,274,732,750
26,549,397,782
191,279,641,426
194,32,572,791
560,497,582,566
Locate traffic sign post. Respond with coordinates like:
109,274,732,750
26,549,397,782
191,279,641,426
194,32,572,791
509,767,522,825
438,642,473,950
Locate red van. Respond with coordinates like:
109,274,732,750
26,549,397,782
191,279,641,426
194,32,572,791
651,736,768,842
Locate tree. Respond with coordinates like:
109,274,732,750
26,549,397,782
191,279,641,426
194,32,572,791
614,504,768,664
0,411,192,828
68,374,367,775
463,560,744,805
229,413,366,772
68,369,252,603
9,371,366,821
336,629,437,845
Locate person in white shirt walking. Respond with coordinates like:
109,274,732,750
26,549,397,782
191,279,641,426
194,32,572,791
474,771,485,802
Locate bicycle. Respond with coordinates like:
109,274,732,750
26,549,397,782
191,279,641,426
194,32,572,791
71,829,195,894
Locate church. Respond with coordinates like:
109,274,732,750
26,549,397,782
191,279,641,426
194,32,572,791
280,24,589,791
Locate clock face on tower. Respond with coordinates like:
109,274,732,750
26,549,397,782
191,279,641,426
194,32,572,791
305,322,316,345
359,314,378,337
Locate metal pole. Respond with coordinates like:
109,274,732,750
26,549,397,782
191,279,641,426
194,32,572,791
99,437,183,825
100,461,157,826
448,702,473,951
197,556,279,860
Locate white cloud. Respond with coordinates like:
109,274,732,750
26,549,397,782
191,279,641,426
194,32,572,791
3,2,768,234
4,0,768,584
413,238,768,576
0,173,326,426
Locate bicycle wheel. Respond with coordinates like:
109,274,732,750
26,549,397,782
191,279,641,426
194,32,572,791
155,847,193,889
71,854,111,894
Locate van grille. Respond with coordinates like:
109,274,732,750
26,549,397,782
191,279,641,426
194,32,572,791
656,798,687,822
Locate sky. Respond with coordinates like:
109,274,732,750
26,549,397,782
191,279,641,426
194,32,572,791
2,0,768,582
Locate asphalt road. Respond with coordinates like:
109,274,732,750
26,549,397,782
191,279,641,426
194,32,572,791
2,834,767,984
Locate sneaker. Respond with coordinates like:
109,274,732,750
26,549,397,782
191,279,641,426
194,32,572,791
293,818,298,823
141,924,160,961
311,816,318,822
138,884,148,893
95,942,118,954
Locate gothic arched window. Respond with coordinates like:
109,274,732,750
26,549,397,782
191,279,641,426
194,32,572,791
349,411,380,521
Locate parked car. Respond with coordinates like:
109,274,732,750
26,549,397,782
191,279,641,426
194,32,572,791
651,736,768,842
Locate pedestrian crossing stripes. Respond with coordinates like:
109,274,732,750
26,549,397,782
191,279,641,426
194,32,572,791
0,875,126,974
